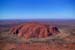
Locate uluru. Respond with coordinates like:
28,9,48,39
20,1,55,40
0,20,75,50
9,22,60,39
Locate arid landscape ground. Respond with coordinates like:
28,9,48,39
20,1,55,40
0,19,75,50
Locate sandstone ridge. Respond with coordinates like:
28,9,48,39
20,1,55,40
9,22,60,39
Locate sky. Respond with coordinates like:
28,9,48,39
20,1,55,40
0,0,74,19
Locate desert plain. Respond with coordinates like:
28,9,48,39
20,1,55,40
0,19,75,50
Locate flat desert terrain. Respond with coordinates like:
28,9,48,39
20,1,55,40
0,19,75,50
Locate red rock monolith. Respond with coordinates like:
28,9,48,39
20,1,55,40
9,22,60,39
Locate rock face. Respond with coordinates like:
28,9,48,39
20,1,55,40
9,22,60,39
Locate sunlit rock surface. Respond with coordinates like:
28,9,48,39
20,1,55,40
9,22,60,39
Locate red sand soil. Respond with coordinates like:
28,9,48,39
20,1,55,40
9,22,60,39
0,43,75,50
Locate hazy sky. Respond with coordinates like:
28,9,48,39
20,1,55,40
0,0,74,19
